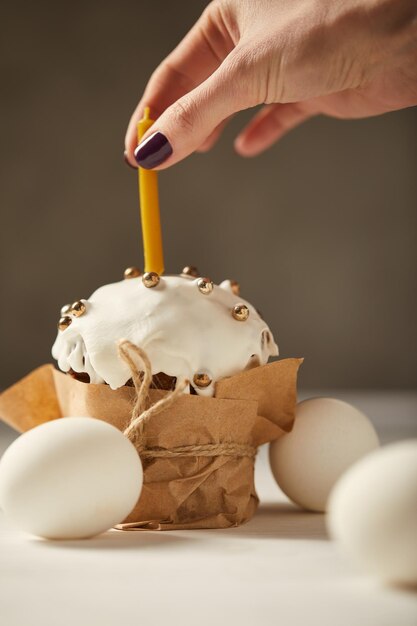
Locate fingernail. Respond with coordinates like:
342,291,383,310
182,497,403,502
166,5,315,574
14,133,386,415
134,132,173,169
124,151,137,169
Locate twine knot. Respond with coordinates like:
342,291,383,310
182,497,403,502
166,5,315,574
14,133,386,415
118,340,189,452
118,340,256,460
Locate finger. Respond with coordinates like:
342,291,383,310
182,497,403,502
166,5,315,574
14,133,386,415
234,103,315,157
196,115,233,153
124,4,235,165
133,53,254,170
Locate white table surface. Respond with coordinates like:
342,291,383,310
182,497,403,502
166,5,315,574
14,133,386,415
0,390,416,626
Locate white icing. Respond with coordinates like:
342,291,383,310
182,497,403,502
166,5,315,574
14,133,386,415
52,275,278,396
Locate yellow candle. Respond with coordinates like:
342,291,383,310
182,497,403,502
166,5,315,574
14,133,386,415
137,107,164,275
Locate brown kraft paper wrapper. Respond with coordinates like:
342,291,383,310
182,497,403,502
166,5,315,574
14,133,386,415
0,358,302,531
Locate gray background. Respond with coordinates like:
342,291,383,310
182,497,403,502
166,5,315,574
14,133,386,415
1,0,416,390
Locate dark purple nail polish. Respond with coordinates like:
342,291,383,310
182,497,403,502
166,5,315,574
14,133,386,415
124,150,137,169
134,132,173,169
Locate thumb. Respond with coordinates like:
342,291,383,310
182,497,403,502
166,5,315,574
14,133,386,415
133,54,254,170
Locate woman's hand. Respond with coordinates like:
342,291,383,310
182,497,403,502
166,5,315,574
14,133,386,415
125,0,417,170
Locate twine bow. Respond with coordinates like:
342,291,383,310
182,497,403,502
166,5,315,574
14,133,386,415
118,339,256,460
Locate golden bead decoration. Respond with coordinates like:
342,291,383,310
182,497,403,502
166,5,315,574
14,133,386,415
197,277,214,295
58,316,72,331
230,280,240,296
124,266,141,279
71,300,86,317
142,271,160,288
193,372,212,388
60,303,72,316
181,265,199,278
232,304,250,321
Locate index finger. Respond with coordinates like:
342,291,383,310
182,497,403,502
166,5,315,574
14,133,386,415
124,4,235,161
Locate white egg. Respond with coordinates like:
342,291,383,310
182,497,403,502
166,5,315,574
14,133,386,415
328,440,417,585
0,417,143,539
269,398,379,512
